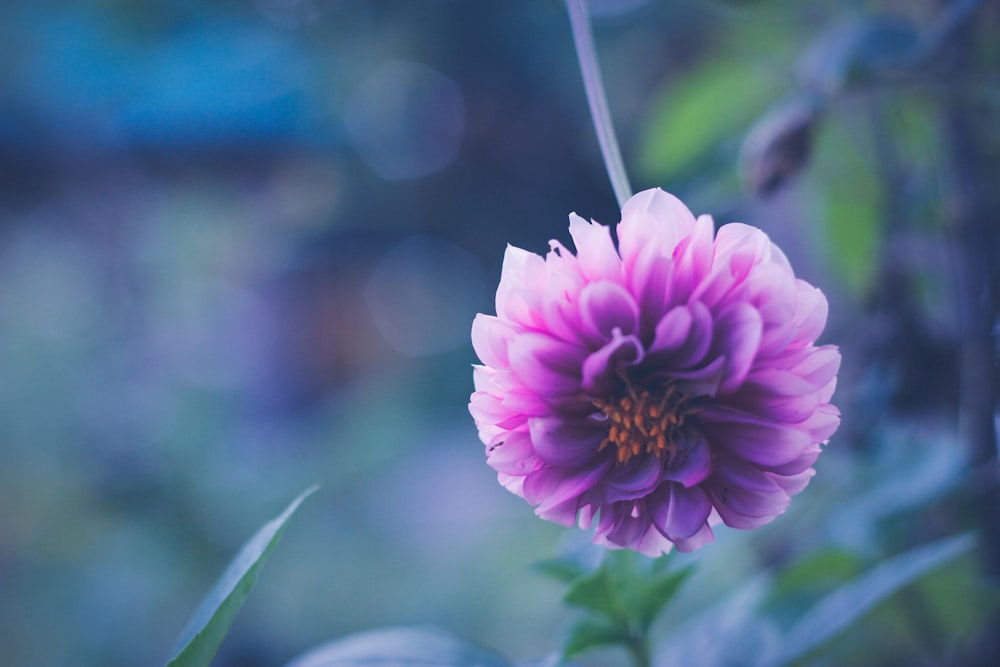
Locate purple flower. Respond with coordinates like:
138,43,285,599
470,189,840,555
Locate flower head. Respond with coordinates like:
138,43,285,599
470,189,840,555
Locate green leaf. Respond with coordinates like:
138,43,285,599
811,117,883,294
635,566,694,631
563,565,621,621
534,555,591,584
166,486,318,667
283,626,511,667
639,59,781,181
770,533,975,666
562,619,627,659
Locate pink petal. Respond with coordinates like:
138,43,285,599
485,430,541,476
508,332,585,397
568,214,622,283
471,314,520,368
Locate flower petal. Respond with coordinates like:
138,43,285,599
649,483,712,540
649,301,713,368
601,455,664,503
528,416,605,467
581,332,644,395
508,332,585,397
569,214,622,283
699,404,812,467
663,432,712,487
707,457,790,529
712,302,763,395
579,280,639,341
524,458,614,515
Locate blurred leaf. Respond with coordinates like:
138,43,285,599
659,574,779,667
562,619,627,659
639,59,781,181
283,626,511,667
635,565,694,631
563,565,622,620
770,533,975,666
771,549,863,599
534,555,592,584
166,486,318,667
811,117,882,294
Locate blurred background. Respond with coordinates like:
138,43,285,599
1,0,998,665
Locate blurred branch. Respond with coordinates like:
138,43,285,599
941,3,1000,664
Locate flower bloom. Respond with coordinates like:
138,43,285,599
470,189,840,555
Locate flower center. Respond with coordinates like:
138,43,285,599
594,382,696,465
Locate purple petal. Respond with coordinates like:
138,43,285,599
707,457,790,529
528,416,605,467
649,483,712,540
601,455,664,502
699,404,811,467
712,302,763,395
673,522,715,552
579,280,640,341
668,355,726,398
508,332,585,397
471,314,521,368
649,301,713,368
523,457,613,513
663,432,712,487
581,332,644,395
768,468,815,495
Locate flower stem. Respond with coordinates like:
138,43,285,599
565,0,633,208
626,633,652,667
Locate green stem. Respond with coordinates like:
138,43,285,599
565,0,633,208
626,631,651,667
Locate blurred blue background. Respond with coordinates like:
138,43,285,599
1,1,998,666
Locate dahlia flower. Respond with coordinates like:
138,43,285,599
470,188,840,555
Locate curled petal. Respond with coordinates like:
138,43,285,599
649,301,714,369
582,332,644,395
580,280,640,341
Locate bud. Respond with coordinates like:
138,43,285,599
740,94,822,197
